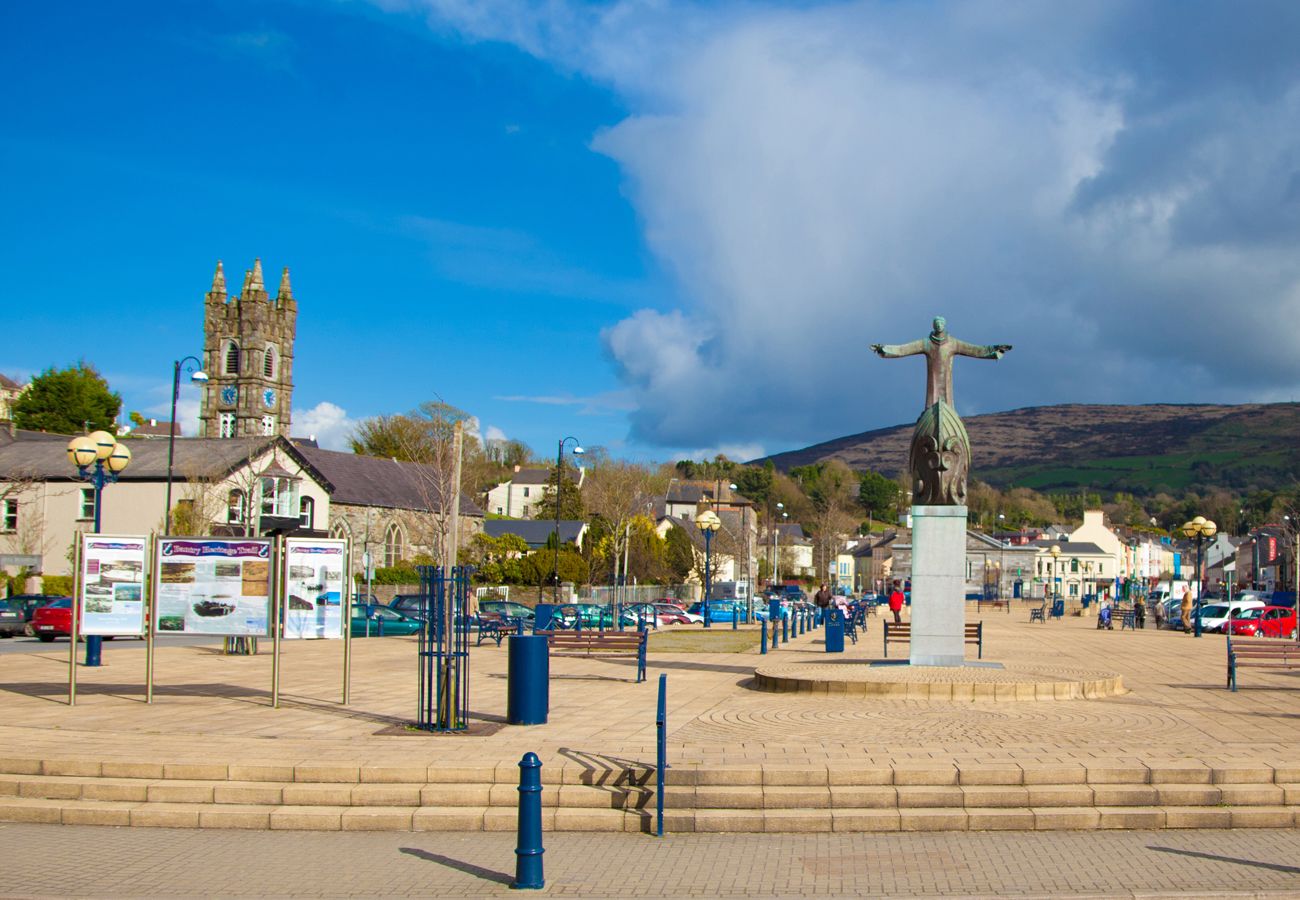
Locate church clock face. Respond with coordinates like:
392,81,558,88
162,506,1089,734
263,388,277,409
220,386,237,406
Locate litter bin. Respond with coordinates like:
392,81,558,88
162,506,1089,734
824,609,845,653
507,634,549,725
533,603,555,633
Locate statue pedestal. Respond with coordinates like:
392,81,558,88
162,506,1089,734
909,504,967,667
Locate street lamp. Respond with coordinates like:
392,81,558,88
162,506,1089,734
552,436,583,603
1181,516,1217,638
730,482,751,620
67,430,132,667
697,509,721,628
1050,545,1061,605
164,356,209,533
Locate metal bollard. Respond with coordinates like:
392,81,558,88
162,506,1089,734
656,674,667,837
760,618,767,654
377,616,385,637
513,752,545,890
732,607,737,630
84,635,103,667
782,614,789,644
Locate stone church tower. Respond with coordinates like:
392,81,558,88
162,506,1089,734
199,259,297,438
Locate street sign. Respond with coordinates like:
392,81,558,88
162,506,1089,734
0,554,41,568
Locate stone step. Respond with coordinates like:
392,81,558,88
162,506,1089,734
1,795,1296,832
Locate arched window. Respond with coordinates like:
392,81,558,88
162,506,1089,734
263,344,277,379
330,519,349,540
1070,558,1079,573
299,496,314,529
223,340,240,375
384,523,404,568
227,489,245,525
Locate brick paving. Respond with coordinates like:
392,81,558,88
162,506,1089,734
3,823,1300,896
1,609,1299,775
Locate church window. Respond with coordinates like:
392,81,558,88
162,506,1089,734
219,413,236,438
384,524,404,567
223,340,240,375
263,344,278,379
261,476,297,519
299,496,314,529
227,490,246,525
261,415,276,436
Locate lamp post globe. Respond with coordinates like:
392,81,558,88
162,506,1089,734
1050,545,1061,603
69,430,130,667
696,510,722,627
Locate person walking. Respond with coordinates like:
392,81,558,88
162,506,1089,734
1134,595,1146,629
1180,587,1193,634
813,584,831,625
1153,595,1165,630
888,580,906,624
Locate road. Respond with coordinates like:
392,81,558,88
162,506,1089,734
0,634,225,655
2,824,1300,897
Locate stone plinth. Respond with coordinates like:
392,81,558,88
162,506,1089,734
910,504,967,666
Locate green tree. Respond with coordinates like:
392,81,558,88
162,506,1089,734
857,469,900,517
664,524,695,582
13,362,120,434
530,464,585,521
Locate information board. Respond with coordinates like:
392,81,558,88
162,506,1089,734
79,534,148,636
155,538,272,635
282,538,347,639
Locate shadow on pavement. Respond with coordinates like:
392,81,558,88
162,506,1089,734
1149,845,1300,874
399,848,512,885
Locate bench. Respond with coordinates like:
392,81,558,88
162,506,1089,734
536,629,647,682
1227,638,1300,691
476,614,523,647
1029,603,1046,623
883,621,983,659
977,598,1010,614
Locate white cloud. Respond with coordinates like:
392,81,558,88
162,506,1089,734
484,424,508,443
392,1,1300,452
293,401,357,450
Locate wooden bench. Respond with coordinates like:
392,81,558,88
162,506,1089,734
476,614,523,647
536,629,647,682
977,598,1009,614
883,621,983,659
1227,638,1300,691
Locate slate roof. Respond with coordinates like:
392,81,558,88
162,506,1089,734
0,374,25,391
129,420,179,438
1027,539,1108,555
509,468,552,486
0,433,290,481
295,445,484,516
775,522,811,543
484,519,584,548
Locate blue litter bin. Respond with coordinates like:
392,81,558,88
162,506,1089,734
507,634,549,725
533,604,555,633
824,609,845,653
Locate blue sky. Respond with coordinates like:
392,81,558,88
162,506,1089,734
5,2,1300,462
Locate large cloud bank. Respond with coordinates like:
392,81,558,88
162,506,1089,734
399,1,1300,452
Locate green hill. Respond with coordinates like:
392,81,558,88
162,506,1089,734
761,403,1300,495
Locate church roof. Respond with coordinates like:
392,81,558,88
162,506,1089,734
294,445,484,516
484,519,584,548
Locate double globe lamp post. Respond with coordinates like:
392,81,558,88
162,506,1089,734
696,509,721,628
164,356,208,532
552,436,583,604
66,430,132,667
1182,516,1217,638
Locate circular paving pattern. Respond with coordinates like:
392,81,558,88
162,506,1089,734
753,660,1124,700
673,694,1201,748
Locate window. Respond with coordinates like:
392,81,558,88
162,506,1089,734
1098,563,1104,575
1069,582,1079,597
219,413,236,438
223,340,240,375
227,489,246,525
1,499,15,532
1070,558,1079,573
299,496,314,529
384,523,404,567
496,507,504,515
260,476,298,519
329,519,349,540
522,487,530,498
261,415,276,436
79,488,95,521
263,344,277,379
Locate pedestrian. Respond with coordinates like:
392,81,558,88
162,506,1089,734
1153,596,1165,630
814,584,831,609
1134,595,1146,629
1180,587,1193,634
888,580,905,624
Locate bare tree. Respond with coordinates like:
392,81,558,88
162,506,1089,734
580,452,669,592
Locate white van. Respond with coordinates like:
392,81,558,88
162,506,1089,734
1197,599,1267,634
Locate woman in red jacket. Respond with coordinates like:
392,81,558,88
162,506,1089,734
888,580,906,624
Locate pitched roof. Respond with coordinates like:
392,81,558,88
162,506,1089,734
0,374,25,391
129,420,179,438
484,519,584,548
1027,540,1108,555
294,445,484,516
0,432,291,481
509,468,552,486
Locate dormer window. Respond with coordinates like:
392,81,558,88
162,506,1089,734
223,340,240,375
263,344,278,379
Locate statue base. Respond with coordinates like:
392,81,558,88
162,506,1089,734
909,504,968,667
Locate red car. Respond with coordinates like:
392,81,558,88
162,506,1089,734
31,597,73,642
1229,605,1298,638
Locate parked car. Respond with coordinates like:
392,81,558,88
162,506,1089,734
1197,600,1266,634
653,600,702,624
0,600,26,637
31,598,73,641
350,605,422,637
1229,606,1298,638
479,600,535,625
623,602,690,627
5,594,68,624
688,600,747,623
388,594,431,619
552,604,615,630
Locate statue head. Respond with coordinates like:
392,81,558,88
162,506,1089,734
931,316,946,337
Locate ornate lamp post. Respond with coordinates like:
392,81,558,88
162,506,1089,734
1050,545,1061,604
730,482,752,620
67,430,132,666
697,509,721,628
552,436,583,603
164,356,208,533
1182,516,1217,638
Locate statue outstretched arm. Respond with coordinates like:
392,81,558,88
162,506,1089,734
952,338,1012,359
871,339,926,358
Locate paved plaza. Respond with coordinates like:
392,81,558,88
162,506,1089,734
3,823,1300,897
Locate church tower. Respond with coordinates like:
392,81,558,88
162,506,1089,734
199,259,297,438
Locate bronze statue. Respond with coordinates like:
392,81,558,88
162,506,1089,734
871,317,1011,506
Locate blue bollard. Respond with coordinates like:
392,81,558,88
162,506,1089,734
376,616,385,637
513,752,545,890
760,617,767,654
507,635,549,725
782,614,789,644
84,635,102,667
732,606,738,630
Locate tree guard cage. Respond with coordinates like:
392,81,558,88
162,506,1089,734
416,565,470,732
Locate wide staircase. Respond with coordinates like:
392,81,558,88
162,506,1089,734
3,756,1299,832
